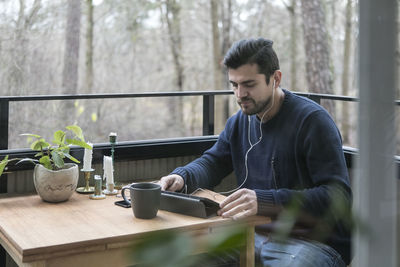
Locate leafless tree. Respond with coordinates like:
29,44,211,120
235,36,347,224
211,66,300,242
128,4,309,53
61,0,81,124
282,0,298,91
8,0,41,95
0,0,361,150
210,0,226,132
300,0,335,116
341,0,353,144
85,0,94,93
62,0,81,95
161,0,184,133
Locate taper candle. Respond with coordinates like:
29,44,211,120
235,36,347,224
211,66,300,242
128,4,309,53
103,156,114,185
83,142,93,171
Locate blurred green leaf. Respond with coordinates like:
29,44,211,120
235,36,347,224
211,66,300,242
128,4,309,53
20,133,41,138
52,140,65,146
61,147,70,154
205,226,246,254
91,112,97,122
130,226,249,267
0,156,9,176
66,125,84,141
30,139,50,151
39,156,52,170
131,230,195,267
51,151,64,169
77,106,85,117
63,153,80,164
53,130,66,144
66,139,92,149
34,152,44,158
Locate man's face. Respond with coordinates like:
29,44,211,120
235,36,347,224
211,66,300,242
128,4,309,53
228,63,274,117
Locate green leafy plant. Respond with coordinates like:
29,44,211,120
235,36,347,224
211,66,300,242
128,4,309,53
0,125,92,175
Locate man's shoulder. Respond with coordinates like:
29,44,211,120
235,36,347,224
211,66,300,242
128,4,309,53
284,89,329,116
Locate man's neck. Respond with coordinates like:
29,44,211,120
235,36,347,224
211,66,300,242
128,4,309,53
257,88,285,123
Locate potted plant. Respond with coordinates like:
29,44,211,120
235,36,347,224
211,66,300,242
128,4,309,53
0,125,92,202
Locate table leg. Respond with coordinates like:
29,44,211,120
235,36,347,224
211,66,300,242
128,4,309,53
240,226,255,267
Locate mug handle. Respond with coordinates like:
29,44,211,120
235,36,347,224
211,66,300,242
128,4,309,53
121,185,132,204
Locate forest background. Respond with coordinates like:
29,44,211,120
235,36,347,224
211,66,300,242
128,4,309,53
0,0,396,153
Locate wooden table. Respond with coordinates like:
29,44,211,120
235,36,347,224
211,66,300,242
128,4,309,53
0,193,269,267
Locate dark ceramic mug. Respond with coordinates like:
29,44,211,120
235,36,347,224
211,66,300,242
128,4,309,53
121,182,161,219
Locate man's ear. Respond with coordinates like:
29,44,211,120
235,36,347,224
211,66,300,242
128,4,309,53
273,70,282,87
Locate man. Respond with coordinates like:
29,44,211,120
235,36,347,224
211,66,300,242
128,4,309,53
160,38,352,267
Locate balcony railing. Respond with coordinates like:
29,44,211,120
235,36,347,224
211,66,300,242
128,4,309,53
0,90,399,193
0,90,362,148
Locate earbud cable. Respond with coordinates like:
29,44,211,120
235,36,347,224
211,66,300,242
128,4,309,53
217,81,277,195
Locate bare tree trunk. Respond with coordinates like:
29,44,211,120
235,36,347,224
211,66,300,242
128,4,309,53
210,0,226,133
300,0,335,116
256,1,267,36
283,0,298,91
165,0,184,92
221,0,232,56
330,0,337,32
341,0,353,144
9,0,27,95
62,0,81,94
290,0,298,92
8,0,41,95
326,0,336,97
85,0,94,93
163,0,184,134
221,0,232,119
61,0,81,123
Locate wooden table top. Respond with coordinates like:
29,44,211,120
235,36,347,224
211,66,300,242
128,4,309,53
0,192,269,263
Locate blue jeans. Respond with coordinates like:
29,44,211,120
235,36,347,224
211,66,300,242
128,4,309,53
255,233,346,267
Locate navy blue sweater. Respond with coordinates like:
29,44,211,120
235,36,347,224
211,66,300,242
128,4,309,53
172,89,352,264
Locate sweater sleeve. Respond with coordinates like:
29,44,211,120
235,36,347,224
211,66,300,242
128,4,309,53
170,119,235,193
255,110,352,220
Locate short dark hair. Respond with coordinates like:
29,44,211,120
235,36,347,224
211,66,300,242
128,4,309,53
223,38,280,84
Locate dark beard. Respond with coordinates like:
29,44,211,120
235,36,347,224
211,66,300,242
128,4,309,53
237,96,273,116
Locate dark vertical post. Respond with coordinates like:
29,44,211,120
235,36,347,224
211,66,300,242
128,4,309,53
0,99,7,267
308,95,321,105
0,99,8,193
0,100,8,150
354,0,398,266
203,95,215,135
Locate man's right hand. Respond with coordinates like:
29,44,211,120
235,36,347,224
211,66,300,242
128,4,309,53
159,174,184,192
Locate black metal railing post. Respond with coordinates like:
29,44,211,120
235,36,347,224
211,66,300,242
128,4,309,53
0,100,8,150
308,95,321,105
0,99,8,266
203,95,215,135
0,99,8,194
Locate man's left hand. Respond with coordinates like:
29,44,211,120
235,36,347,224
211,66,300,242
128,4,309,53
217,188,257,220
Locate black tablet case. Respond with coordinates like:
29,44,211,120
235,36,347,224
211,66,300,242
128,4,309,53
160,191,220,218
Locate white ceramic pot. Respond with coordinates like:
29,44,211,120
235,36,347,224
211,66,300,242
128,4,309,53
33,163,78,203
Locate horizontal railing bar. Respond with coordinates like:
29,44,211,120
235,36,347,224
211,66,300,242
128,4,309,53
0,135,219,155
0,91,234,101
0,91,360,102
0,136,220,172
3,90,399,105
294,92,358,102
